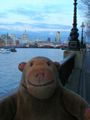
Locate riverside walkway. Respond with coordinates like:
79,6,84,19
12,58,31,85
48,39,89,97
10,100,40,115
83,52,90,103
66,51,90,104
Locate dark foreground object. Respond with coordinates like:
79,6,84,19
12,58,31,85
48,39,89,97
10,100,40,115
0,56,90,120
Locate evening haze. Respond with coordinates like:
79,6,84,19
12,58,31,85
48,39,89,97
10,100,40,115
0,0,84,41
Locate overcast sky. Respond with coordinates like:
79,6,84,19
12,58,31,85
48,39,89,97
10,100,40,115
0,0,84,33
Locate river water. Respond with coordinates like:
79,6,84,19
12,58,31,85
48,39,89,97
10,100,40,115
0,48,64,98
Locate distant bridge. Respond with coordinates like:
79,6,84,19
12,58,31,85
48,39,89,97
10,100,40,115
37,43,68,48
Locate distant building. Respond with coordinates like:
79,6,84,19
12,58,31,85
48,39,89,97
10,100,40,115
22,30,28,40
64,40,69,44
19,40,28,44
8,34,15,45
1,34,13,45
27,40,35,45
56,31,61,43
0,37,5,46
16,36,21,41
53,38,56,43
15,40,19,45
34,38,43,42
15,31,29,45
47,38,50,42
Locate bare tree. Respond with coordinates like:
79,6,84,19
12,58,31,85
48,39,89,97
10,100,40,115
79,0,90,28
79,0,90,38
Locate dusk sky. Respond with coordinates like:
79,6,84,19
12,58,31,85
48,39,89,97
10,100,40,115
0,0,85,40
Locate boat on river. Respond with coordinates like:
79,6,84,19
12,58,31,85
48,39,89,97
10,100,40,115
0,48,11,54
10,48,17,52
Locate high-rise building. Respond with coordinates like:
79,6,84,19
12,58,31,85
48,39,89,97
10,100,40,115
47,38,50,42
8,34,15,45
56,31,61,43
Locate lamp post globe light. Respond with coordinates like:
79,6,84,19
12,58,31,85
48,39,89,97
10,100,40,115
80,22,85,48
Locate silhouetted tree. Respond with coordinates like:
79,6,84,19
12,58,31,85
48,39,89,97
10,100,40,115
79,0,90,28
79,0,90,39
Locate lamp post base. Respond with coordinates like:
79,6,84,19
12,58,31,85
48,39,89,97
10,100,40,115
69,41,80,50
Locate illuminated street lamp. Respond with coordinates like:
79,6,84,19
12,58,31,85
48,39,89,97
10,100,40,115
80,22,85,48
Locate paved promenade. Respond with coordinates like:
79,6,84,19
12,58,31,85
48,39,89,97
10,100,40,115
83,52,90,103
66,51,90,104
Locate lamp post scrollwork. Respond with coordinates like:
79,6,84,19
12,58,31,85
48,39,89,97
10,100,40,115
69,0,80,50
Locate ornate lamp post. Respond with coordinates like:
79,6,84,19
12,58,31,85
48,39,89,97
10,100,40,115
69,0,80,50
80,22,85,48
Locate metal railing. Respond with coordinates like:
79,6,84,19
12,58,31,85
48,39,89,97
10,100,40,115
59,54,76,86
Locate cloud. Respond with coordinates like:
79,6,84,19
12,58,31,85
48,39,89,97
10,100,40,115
9,6,35,16
31,23,72,29
43,4,63,14
7,3,66,23
0,12,7,18
0,1,73,27
0,0,83,34
0,21,72,33
8,6,46,22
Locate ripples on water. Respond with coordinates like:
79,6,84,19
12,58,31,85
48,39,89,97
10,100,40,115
0,48,64,98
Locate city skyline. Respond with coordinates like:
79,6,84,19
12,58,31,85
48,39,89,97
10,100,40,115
0,30,83,43
0,0,85,41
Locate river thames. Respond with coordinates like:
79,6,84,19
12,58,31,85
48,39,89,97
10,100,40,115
0,48,64,98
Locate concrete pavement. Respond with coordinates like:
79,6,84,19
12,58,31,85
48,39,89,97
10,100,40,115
66,51,90,104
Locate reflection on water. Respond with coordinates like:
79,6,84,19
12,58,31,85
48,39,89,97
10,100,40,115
0,48,64,97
